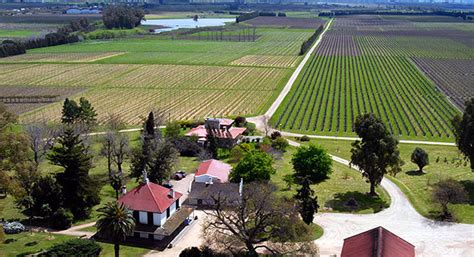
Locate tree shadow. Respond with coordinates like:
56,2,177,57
325,191,389,213
459,180,474,205
405,170,425,176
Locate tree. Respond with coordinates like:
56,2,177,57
61,98,80,124
229,151,275,183
0,103,16,130
29,175,62,217
452,98,474,172
271,137,289,152
164,121,181,140
431,179,468,220
204,183,317,256
411,147,429,172
291,144,332,184
350,114,402,196
96,202,135,257
294,179,319,224
25,122,58,168
46,238,102,257
147,142,178,184
262,115,272,136
78,97,97,127
102,6,144,29
48,127,100,219
206,126,219,159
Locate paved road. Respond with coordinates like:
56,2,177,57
287,139,474,257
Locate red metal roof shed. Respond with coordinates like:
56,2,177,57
118,182,182,214
341,226,415,257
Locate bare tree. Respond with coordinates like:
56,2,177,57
262,115,272,137
112,133,129,177
203,183,318,256
25,122,60,168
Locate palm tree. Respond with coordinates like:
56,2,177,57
96,202,135,257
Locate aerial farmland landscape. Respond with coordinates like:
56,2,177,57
0,1,473,257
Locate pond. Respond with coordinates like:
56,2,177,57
142,18,235,33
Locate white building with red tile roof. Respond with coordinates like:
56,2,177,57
194,159,232,183
185,118,247,148
118,180,193,241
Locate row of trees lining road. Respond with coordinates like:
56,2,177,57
452,98,474,172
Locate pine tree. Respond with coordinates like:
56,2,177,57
48,128,99,219
61,98,80,124
294,179,319,224
78,97,97,126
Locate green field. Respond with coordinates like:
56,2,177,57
300,138,474,223
272,16,473,141
0,25,318,124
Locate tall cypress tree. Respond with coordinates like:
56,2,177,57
294,179,319,224
48,127,99,219
61,98,80,124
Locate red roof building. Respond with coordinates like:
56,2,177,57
341,226,415,257
185,125,247,140
195,159,232,183
117,181,193,241
118,182,182,213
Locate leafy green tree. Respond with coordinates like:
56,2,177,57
102,5,144,29
78,97,97,126
0,103,16,130
291,144,332,184
294,179,319,224
109,173,123,200
147,142,178,184
411,147,429,172
48,127,100,219
61,98,80,124
350,114,402,196
206,127,219,159
452,98,474,172
130,112,160,181
431,179,468,220
164,121,181,140
229,151,275,183
271,137,289,152
29,175,62,216
96,202,135,257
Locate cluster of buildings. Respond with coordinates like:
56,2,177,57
104,117,416,256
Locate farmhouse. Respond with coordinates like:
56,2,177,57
341,226,415,257
186,182,241,208
194,159,231,183
118,176,194,241
185,118,247,148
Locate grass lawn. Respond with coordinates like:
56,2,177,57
300,138,474,223
272,146,390,214
0,232,149,257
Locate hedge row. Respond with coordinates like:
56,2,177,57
299,25,324,56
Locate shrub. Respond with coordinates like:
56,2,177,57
270,131,281,140
431,179,468,221
50,208,73,230
272,137,289,152
243,122,256,135
300,135,310,142
46,239,102,257
2,221,25,234
234,116,247,127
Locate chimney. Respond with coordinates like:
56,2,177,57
142,169,149,184
168,189,175,198
121,186,127,195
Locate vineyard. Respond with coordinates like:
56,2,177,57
273,15,472,140
0,52,125,63
0,63,289,124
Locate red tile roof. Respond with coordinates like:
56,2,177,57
118,182,182,214
195,159,231,183
341,226,415,257
185,125,246,140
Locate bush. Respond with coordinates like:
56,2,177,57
243,122,256,135
170,137,202,157
103,5,145,29
272,137,289,152
300,135,310,142
270,131,281,140
234,116,247,127
46,239,102,257
2,221,25,234
50,208,73,230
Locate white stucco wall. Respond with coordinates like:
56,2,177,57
153,213,161,226
170,201,176,216
139,211,148,224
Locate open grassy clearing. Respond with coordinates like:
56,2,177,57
0,29,40,38
273,15,471,141
272,147,390,214
299,138,474,223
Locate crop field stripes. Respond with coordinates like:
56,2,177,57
273,55,458,139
